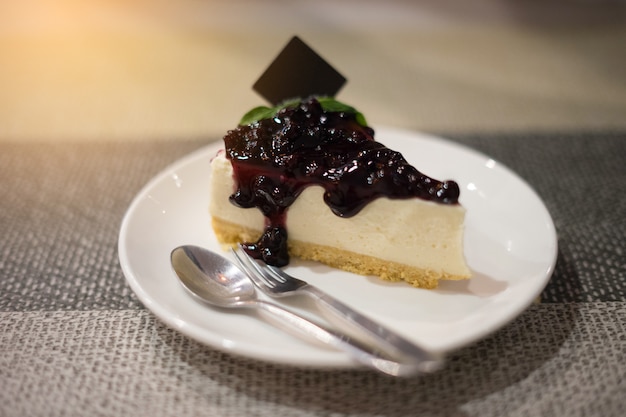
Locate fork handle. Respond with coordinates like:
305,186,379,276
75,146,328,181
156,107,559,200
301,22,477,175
252,299,429,377
301,285,443,369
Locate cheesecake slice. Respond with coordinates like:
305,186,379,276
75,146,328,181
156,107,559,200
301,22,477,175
209,97,470,289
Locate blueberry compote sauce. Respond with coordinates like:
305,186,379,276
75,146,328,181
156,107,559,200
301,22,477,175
224,97,460,266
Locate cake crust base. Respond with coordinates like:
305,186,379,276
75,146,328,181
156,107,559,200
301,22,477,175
212,217,469,289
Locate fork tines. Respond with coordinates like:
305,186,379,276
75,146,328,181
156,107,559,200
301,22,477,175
231,246,278,289
232,246,307,296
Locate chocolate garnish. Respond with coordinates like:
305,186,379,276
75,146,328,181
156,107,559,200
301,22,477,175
253,36,346,105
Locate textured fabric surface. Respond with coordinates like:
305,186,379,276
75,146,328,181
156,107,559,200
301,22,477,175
1,305,625,417
1,133,625,416
0,140,202,311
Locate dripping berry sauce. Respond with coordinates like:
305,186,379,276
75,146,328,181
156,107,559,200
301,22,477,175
223,97,460,266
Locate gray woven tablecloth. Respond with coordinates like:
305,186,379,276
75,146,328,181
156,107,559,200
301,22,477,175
1,132,625,417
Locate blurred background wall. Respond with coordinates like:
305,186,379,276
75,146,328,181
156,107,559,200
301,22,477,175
1,0,625,141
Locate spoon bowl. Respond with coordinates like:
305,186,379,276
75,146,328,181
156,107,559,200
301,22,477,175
171,245,256,308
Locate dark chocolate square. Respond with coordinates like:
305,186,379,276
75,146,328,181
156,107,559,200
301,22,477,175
253,36,347,105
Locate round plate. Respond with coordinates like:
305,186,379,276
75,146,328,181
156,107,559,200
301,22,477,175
118,126,557,368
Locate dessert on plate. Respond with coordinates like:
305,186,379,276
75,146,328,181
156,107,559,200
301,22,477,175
208,37,470,289
209,96,470,289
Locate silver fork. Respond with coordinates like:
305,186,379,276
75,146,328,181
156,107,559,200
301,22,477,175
232,246,444,373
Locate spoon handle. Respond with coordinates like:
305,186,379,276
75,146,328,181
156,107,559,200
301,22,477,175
301,285,443,368
252,299,429,377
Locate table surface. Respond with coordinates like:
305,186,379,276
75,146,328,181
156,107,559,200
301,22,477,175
1,2,625,417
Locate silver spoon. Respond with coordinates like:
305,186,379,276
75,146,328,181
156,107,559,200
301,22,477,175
171,245,434,377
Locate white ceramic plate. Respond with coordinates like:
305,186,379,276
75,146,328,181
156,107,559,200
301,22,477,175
118,126,557,368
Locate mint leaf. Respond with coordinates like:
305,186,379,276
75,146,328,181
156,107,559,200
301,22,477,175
316,97,355,113
239,106,275,126
317,97,368,127
354,112,368,127
239,97,368,127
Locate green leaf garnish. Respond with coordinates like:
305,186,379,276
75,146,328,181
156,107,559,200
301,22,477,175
317,97,368,127
316,97,355,113
239,106,276,126
238,96,368,127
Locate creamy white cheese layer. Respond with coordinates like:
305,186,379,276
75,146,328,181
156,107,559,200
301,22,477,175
209,151,469,277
